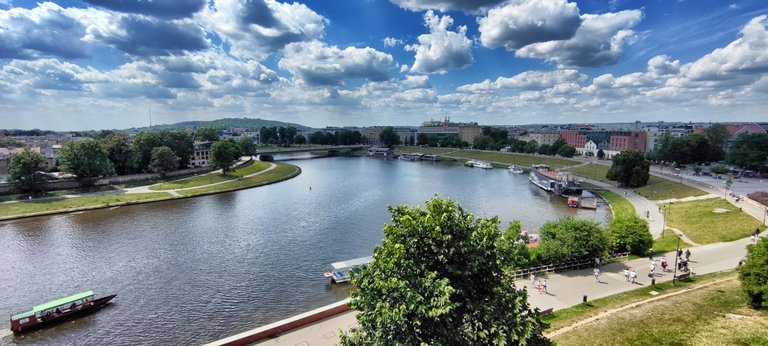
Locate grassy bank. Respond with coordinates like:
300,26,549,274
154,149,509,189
0,192,172,219
178,163,300,197
651,230,693,255
150,161,269,191
569,163,707,200
549,271,768,345
592,189,635,219
665,198,764,244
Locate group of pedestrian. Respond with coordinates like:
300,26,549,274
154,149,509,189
529,273,547,294
623,268,637,284
751,228,761,243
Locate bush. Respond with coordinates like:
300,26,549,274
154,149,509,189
606,215,653,255
537,217,607,264
739,237,768,309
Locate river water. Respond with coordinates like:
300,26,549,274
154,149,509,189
0,155,608,345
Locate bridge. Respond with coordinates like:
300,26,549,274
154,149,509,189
255,145,368,159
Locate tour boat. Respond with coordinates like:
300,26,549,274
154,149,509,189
323,256,372,284
421,154,441,161
508,165,524,174
529,164,583,196
465,160,493,169
10,290,116,334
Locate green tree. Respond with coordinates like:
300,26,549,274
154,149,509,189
195,127,220,142
100,133,134,175
606,151,650,187
210,139,241,174
131,131,164,172
727,133,768,172
550,138,567,155
293,134,307,145
711,164,730,175
537,217,607,264
59,139,115,187
379,126,401,147
557,145,576,158
605,215,653,255
597,149,605,159
524,140,539,154
148,146,179,178
473,135,494,150
309,131,326,145
163,131,194,169
537,144,551,155
341,197,550,345
238,137,257,156
9,150,48,196
704,124,730,162
739,237,768,309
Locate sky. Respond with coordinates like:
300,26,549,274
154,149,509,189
0,0,767,131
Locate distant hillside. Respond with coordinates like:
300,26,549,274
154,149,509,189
126,118,313,133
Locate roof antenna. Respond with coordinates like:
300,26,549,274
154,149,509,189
148,107,152,128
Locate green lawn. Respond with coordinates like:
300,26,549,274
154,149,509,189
665,198,764,244
651,229,693,256
592,189,635,219
569,163,707,200
149,161,270,190
178,163,300,197
550,272,768,345
0,192,172,219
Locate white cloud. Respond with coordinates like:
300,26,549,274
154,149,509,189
391,88,437,103
647,55,681,77
200,0,326,59
82,0,205,19
278,41,394,86
405,11,473,74
516,10,643,67
0,3,89,60
478,0,581,50
458,69,586,92
389,0,503,13
403,75,431,88
383,37,404,47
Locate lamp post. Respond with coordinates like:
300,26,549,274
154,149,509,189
672,234,681,285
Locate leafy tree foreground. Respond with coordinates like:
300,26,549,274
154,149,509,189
341,197,550,345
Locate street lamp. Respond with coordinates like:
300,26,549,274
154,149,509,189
672,233,681,286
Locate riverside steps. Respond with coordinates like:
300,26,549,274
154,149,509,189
207,232,756,345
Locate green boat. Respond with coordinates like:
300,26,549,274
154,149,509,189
10,290,116,334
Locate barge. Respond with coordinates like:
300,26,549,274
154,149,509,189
10,290,116,334
324,256,372,284
529,164,583,197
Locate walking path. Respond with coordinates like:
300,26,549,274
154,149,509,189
240,231,757,346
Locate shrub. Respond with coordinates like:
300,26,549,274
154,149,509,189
606,215,653,255
739,237,768,309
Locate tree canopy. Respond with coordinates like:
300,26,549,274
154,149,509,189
739,237,768,309
605,215,653,256
195,127,220,142
606,151,650,187
342,197,550,345
727,133,768,172
59,139,115,186
378,126,401,147
9,150,48,196
210,139,241,174
537,217,607,264
148,146,179,178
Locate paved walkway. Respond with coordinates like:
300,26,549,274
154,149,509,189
247,232,757,346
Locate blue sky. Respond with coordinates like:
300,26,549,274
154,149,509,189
0,0,767,130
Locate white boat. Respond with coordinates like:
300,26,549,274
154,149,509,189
422,154,441,161
508,165,524,174
465,160,493,169
323,256,372,284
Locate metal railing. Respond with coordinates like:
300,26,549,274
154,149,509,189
510,252,630,279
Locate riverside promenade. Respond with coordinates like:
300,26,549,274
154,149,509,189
205,233,755,346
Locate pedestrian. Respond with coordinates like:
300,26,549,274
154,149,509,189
661,258,668,272
538,279,545,294
650,260,656,274
541,279,548,294
751,234,756,243
677,248,683,258
530,273,536,289
630,269,637,284
685,249,691,261
594,268,600,283
624,268,630,282
595,257,601,269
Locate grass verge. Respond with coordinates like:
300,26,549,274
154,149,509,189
549,271,768,346
592,189,635,219
665,198,764,244
149,161,269,191
651,230,693,255
178,163,300,197
0,193,172,219
569,164,707,200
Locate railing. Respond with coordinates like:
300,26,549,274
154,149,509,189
510,252,630,279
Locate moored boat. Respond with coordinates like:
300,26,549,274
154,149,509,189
422,154,441,161
10,290,116,334
529,164,583,196
323,256,372,284
466,160,493,169
508,165,524,174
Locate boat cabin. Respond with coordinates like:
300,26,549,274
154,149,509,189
324,256,372,284
10,291,94,333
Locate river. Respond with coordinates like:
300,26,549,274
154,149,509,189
0,155,608,345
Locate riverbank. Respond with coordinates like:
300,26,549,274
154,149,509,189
0,162,301,221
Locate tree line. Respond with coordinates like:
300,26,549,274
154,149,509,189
7,127,256,194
